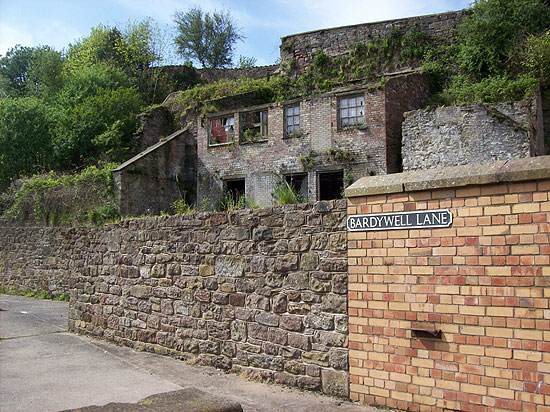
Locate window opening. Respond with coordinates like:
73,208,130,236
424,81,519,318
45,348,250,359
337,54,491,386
285,173,308,200
240,110,268,143
225,179,245,200
319,171,344,200
285,105,300,136
209,116,234,145
338,95,365,128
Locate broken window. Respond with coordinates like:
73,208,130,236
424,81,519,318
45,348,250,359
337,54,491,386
209,116,235,145
285,105,300,136
285,173,308,200
338,95,365,128
319,171,344,200
240,110,268,143
224,178,245,201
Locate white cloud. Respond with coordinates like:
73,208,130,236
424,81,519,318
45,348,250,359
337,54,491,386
0,22,33,55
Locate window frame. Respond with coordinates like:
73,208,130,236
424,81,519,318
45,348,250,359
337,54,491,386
284,104,301,137
338,94,365,129
239,109,269,143
208,115,235,146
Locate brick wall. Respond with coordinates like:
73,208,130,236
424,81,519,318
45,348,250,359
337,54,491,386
197,73,428,209
346,156,550,411
0,201,350,397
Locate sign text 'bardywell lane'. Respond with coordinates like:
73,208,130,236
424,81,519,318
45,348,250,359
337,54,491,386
347,209,453,232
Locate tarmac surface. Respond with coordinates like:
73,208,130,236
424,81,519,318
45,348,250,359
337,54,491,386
0,294,381,412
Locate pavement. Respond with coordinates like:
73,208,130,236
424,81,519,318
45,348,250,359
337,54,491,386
0,294,380,412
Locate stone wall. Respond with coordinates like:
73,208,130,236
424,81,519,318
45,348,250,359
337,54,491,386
0,201,350,397
280,11,465,73
402,93,545,171
346,156,550,411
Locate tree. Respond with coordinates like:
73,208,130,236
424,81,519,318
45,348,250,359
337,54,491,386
173,7,243,68
65,19,163,76
51,64,144,169
0,45,64,99
457,0,550,79
0,97,55,189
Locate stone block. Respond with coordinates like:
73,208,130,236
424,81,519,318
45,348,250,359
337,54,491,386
129,285,151,298
215,257,244,278
321,369,349,398
255,312,279,327
300,253,320,270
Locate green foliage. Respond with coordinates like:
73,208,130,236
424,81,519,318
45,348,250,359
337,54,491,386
457,0,550,79
2,164,117,225
217,191,257,211
65,19,162,75
173,7,244,68
424,0,550,105
237,56,257,68
298,150,316,170
274,181,305,205
171,198,197,214
401,28,432,61
0,45,64,98
0,97,55,190
54,293,70,302
521,30,550,88
327,147,353,161
444,74,539,104
52,64,144,168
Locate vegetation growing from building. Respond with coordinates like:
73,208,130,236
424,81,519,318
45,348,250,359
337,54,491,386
274,181,306,205
0,0,549,222
1,164,117,225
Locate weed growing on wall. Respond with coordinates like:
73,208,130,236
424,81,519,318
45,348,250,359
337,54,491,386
2,163,117,225
273,181,306,205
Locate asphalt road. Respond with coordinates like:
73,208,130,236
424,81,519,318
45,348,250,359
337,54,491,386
0,294,379,412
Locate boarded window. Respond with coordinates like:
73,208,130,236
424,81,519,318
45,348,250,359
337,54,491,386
319,171,344,200
209,116,235,145
285,105,300,136
338,95,365,128
240,110,268,143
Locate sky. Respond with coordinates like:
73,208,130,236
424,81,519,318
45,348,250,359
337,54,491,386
0,0,471,66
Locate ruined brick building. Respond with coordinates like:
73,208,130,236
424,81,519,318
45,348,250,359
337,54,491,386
113,9,546,215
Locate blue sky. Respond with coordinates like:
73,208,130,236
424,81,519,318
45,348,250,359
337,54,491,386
0,0,471,66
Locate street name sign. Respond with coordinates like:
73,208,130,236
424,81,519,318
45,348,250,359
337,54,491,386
347,209,453,232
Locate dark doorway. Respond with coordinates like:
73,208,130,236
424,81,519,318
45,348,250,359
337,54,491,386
319,171,344,200
225,179,245,199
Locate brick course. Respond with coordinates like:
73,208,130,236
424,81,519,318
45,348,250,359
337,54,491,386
347,157,550,411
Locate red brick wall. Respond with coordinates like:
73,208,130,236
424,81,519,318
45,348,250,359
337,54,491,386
347,171,550,411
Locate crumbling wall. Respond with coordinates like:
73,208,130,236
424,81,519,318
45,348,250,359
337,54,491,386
113,128,196,216
402,96,545,171
280,11,465,73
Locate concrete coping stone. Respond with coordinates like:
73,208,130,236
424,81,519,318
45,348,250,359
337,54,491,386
345,156,550,198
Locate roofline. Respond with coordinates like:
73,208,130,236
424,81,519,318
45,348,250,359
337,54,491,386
112,126,189,173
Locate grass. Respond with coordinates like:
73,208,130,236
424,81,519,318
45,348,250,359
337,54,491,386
0,287,69,301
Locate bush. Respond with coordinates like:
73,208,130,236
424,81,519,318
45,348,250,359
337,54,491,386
444,74,539,104
2,163,117,225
